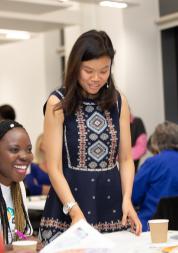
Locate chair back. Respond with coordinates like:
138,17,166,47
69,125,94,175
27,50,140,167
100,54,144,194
152,196,178,230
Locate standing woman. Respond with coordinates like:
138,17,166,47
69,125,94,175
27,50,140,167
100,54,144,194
39,30,142,244
0,120,33,244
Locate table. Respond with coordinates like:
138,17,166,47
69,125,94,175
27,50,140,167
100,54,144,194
27,196,46,211
26,196,47,235
105,230,178,253
5,231,178,253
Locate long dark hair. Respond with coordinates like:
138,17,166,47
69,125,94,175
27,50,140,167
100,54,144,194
56,30,118,115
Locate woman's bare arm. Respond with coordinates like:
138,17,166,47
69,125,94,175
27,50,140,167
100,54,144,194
43,95,85,222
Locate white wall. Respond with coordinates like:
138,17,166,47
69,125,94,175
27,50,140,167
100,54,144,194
0,0,165,149
0,30,61,149
76,0,164,136
120,0,164,135
64,25,81,63
43,29,62,95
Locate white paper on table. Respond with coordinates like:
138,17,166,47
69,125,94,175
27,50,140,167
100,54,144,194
40,219,115,253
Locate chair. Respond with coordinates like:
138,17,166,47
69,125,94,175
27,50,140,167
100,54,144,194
152,196,178,230
28,209,42,236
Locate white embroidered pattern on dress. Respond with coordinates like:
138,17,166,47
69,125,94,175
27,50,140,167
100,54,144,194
64,105,118,171
40,217,126,234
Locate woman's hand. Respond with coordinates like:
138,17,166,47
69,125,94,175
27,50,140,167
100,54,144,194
42,185,50,195
122,197,142,236
69,205,86,226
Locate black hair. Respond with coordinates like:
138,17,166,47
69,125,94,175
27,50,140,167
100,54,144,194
0,120,23,140
0,120,32,244
55,30,118,115
0,105,16,121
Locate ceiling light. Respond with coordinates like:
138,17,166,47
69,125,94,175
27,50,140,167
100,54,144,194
56,0,69,2
100,1,128,8
0,29,31,40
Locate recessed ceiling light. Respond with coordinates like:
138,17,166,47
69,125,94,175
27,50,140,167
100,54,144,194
100,1,128,8
56,0,69,2
0,29,31,40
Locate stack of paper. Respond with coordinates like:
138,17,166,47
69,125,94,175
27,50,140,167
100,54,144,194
40,219,114,253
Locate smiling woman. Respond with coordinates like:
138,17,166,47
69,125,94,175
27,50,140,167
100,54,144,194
39,30,142,245
79,56,111,96
0,120,33,244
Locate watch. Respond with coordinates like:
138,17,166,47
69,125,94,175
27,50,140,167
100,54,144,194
63,201,77,215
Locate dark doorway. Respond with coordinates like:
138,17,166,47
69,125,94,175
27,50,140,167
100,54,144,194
161,27,178,123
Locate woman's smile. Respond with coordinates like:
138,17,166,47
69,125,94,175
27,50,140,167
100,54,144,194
78,56,111,95
13,164,28,175
0,127,33,185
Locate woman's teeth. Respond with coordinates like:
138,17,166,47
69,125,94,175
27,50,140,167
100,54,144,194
14,165,27,170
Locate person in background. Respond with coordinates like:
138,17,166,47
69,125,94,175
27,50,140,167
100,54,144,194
0,104,16,121
24,134,51,196
0,120,33,245
147,134,159,156
39,29,141,245
132,121,178,231
130,112,147,172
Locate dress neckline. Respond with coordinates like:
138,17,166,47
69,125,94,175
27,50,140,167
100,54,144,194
82,97,97,105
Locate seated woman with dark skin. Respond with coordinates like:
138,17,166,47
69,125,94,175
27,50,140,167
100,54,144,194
0,120,33,248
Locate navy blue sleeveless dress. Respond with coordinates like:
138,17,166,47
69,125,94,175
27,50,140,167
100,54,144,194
39,88,125,244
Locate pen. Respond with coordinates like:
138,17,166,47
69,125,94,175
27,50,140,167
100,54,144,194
15,229,28,240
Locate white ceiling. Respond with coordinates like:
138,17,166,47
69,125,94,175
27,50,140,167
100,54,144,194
0,0,140,44
0,0,76,33
0,0,79,43
0,0,72,15
72,0,140,4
